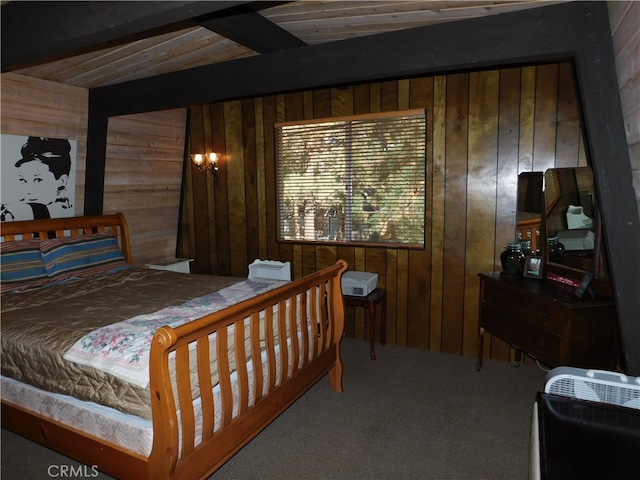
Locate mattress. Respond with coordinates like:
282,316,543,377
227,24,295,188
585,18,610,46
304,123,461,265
0,268,285,419
2,340,292,457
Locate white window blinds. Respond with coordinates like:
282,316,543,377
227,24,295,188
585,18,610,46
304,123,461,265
276,109,426,247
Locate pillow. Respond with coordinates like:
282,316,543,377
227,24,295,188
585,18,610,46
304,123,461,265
40,231,128,282
1,239,50,293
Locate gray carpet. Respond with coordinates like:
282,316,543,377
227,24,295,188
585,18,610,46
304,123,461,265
1,338,547,479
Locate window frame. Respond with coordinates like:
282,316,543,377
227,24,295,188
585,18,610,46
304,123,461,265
275,109,427,249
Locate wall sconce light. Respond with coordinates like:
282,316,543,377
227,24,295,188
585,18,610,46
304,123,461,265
191,152,219,172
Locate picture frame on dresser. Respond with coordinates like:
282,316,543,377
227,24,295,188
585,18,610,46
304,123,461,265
574,271,595,299
523,256,544,279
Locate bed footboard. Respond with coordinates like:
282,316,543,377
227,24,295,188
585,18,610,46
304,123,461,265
148,260,347,479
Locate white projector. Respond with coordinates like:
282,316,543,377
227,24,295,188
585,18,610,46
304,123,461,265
341,271,378,297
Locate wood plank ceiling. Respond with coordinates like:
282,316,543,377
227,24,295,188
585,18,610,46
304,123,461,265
2,1,566,89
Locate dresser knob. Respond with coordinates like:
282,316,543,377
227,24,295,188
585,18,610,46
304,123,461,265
540,311,548,321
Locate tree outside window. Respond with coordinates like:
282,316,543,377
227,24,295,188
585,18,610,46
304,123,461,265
276,109,426,247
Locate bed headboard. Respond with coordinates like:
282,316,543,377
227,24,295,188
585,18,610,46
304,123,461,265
0,212,132,264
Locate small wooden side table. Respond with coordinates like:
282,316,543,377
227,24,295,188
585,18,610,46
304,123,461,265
343,288,386,360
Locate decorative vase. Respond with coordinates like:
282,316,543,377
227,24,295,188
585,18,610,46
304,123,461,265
517,238,533,257
500,242,525,275
547,235,565,263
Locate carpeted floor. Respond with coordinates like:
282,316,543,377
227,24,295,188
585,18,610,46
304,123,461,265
1,338,547,479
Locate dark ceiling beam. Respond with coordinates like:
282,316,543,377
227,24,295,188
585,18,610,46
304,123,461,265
90,4,577,116
1,0,250,71
197,5,306,53
84,1,639,374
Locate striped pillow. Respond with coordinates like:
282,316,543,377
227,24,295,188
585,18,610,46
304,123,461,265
1,239,50,293
40,232,128,282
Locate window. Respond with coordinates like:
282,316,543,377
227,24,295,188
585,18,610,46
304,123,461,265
276,109,426,247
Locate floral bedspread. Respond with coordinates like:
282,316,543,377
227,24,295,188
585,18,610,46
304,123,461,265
63,278,287,388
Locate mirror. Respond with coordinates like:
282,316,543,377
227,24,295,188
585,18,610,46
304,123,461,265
543,166,599,274
517,172,544,255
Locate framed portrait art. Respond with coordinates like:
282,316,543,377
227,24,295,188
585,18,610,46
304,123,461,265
523,256,544,279
1,134,77,222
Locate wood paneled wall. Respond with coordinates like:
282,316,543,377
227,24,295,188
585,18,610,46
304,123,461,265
608,1,640,213
1,73,88,213
1,73,187,266
103,109,187,265
182,63,587,361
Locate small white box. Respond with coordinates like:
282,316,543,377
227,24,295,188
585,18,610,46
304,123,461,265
248,259,291,281
341,271,378,297
565,205,594,229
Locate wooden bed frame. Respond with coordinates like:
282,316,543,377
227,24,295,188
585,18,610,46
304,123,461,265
1,213,347,479
517,217,541,253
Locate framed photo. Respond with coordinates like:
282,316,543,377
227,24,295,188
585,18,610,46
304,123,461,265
523,256,544,279
574,271,594,298
1,134,77,222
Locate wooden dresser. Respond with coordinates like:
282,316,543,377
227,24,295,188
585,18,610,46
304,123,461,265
477,272,619,371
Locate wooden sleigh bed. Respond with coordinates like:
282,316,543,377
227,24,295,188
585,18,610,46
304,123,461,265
0,213,347,479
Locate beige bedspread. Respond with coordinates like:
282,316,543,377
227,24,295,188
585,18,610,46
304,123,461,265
1,268,243,419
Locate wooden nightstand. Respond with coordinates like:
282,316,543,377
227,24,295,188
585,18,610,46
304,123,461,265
146,258,193,274
343,288,386,360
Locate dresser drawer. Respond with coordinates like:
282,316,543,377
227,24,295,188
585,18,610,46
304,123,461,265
481,280,565,335
477,273,619,371
480,304,564,365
